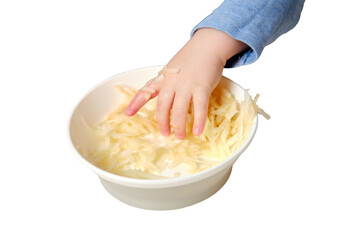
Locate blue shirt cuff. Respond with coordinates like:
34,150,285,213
191,18,262,68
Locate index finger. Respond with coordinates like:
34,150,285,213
125,74,164,116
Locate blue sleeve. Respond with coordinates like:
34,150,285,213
191,0,305,67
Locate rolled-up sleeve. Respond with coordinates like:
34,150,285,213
191,0,305,67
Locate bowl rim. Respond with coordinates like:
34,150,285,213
68,66,258,189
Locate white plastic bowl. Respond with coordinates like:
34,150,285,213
69,66,258,210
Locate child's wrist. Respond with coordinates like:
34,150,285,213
191,28,248,66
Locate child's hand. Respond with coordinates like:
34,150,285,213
125,28,248,139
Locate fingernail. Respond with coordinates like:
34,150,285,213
175,134,185,140
194,126,203,136
125,107,133,116
161,128,170,137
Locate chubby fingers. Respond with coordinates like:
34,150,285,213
125,66,211,139
171,91,192,139
125,74,164,116
159,88,209,139
156,88,175,136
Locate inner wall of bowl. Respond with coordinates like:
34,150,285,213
69,66,247,174
69,67,161,154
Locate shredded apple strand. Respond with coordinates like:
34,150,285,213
139,67,179,101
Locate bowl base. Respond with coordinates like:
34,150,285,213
99,168,232,210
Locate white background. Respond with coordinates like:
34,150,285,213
1,0,359,239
